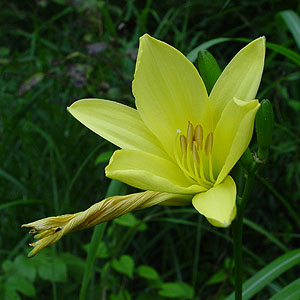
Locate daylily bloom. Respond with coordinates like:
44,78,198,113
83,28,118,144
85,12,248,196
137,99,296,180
23,34,265,257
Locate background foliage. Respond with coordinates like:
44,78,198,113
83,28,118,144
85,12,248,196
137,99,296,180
1,0,300,299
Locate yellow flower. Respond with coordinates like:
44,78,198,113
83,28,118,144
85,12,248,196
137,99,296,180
69,34,265,226
22,34,265,257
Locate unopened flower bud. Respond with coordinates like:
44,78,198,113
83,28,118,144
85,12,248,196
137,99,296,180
255,99,274,160
197,50,222,94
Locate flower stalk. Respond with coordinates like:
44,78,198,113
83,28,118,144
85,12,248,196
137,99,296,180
233,171,255,300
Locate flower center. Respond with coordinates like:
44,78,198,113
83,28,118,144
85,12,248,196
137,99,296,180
174,121,215,188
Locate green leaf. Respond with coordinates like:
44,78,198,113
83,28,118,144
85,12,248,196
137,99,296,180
114,212,147,231
14,254,36,281
6,274,35,297
269,278,300,300
265,41,300,67
288,99,300,111
278,10,300,51
137,265,160,280
83,240,110,258
112,255,135,279
4,286,20,300
2,260,13,272
110,290,132,300
0,47,10,56
31,251,67,282
38,257,67,282
95,150,114,165
207,269,227,285
159,282,194,299
225,249,300,300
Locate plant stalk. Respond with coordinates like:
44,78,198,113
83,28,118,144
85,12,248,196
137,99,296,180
233,171,255,300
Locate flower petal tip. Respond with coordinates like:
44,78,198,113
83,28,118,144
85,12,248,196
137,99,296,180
251,36,266,50
140,33,151,40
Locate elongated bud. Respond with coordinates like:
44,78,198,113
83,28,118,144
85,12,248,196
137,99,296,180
197,50,222,94
255,99,274,160
22,191,192,257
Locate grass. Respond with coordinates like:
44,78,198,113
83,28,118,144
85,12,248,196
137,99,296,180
1,0,300,299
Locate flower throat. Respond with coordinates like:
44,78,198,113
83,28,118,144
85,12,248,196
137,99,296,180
174,121,215,189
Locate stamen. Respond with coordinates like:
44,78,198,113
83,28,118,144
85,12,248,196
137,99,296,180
205,132,213,156
208,153,215,183
193,141,212,187
174,123,215,188
186,141,195,177
205,132,215,182
192,143,200,166
187,121,194,148
194,125,203,150
180,135,187,155
174,131,198,184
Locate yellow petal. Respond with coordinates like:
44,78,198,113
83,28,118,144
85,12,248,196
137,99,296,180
192,176,237,227
213,98,260,185
133,34,209,157
68,99,167,158
106,149,207,194
209,37,265,127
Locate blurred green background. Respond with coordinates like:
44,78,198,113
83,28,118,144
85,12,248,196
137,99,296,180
1,0,300,299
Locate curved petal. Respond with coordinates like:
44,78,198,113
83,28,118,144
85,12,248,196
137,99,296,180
68,99,167,158
214,98,260,185
106,149,207,194
133,34,209,157
209,37,265,127
192,176,237,227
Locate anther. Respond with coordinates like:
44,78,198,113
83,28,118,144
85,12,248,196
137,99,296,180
194,125,203,150
180,135,187,155
205,132,213,156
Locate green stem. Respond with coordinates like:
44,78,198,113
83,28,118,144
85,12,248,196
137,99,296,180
233,172,255,300
79,180,123,300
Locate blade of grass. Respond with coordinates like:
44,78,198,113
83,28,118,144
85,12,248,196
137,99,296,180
187,37,231,62
256,173,300,230
187,37,300,67
63,143,102,211
225,249,300,300
156,216,266,266
269,278,300,300
278,10,300,51
0,168,28,193
23,121,69,187
243,218,289,252
79,180,123,300
0,199,42,211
